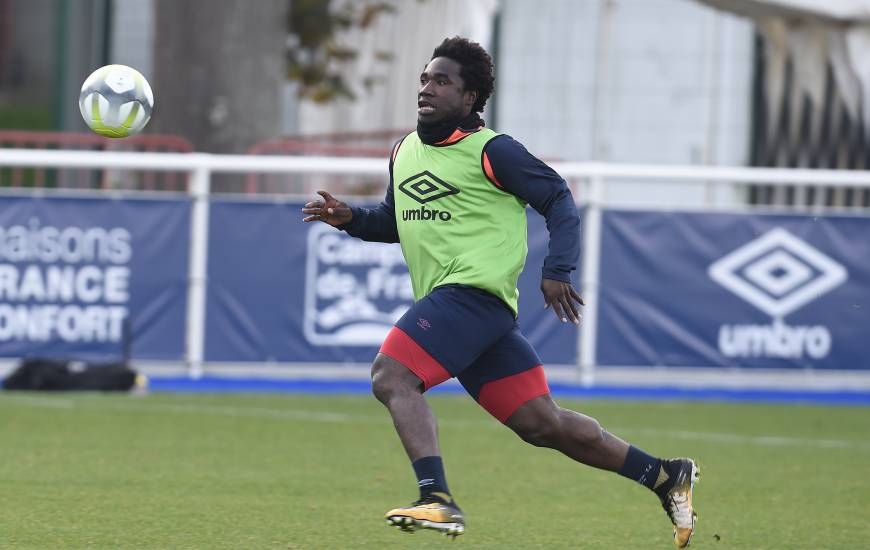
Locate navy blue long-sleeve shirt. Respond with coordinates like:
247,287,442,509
340,134,580,283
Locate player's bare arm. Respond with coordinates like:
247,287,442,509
302,190,353,226
541,278,584,325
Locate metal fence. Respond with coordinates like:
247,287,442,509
1,147,868,390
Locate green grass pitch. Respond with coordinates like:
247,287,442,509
1,392,868,549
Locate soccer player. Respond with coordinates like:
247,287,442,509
302,37,700,547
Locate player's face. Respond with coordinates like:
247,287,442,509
418,57,477,124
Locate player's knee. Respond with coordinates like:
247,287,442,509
370,361,395,404
370,356,421,404
563,409,605,447
510,408,563,448
511,407,604,449
518,427,556,448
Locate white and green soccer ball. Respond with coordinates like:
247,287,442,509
78,64,154,138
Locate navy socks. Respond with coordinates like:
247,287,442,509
618,445,665,491
412,455,450,499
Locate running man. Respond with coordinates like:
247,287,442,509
302,37,699,547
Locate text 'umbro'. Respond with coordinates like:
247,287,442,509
402,206,452,222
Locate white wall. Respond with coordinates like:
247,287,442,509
297,0,498,136
102,0,756,194
496,0,754,168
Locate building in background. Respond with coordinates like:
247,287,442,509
0,0,753,167
288,0,754,171
1,0,868,190
699,0,870,208
497,0,753,167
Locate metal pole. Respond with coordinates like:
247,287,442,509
579,173,604,387
185,157,211,379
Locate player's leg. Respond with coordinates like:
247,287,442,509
505,392,630,469
371,353,441,462
506,395,699,547
460,327,699,548
371,351,465,537
373,284,515,537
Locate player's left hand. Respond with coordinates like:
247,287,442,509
541,278,584,325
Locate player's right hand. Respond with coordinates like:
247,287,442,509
302,190,353,227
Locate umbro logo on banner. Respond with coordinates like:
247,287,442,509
708,228,847,317
398,171,459,204
708,227,849,360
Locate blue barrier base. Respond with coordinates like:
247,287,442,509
147,376,870,406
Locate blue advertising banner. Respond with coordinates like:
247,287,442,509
205,200,577,364
0,195,190,361
597,210,870,369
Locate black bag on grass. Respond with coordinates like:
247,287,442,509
2,319,138,392
2,358,137,391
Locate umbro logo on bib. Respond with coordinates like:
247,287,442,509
398,171,459,204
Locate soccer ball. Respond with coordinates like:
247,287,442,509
78,64,154,138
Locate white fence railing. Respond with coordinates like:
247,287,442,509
2,148,869,389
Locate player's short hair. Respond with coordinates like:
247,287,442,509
431,37,495,114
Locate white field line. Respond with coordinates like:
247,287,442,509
617,427,870,451
2,394,869,451
0,394,77,409
0,394,375,423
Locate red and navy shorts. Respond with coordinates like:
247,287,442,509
379,284,550,423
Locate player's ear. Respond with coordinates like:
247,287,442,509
464,89,478,111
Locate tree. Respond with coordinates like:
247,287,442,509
152,0,396,154
287,0,395,103
152,0,288,154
